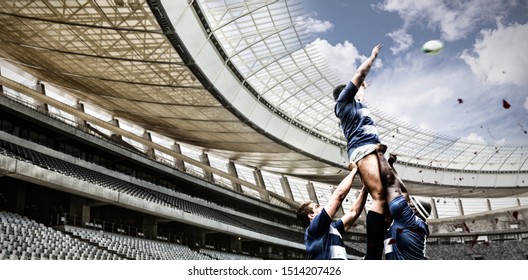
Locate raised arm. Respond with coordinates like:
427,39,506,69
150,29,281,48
335,44,382,103
323,166,359,219
342,186,368,231
351,44,382,89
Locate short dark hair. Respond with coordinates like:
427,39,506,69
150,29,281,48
333,84,346,101
297,201,314,228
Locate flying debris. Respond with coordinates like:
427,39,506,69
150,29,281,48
457,98,463,104
502,99,511,109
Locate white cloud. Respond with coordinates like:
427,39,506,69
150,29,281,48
310,39,360,82
377,0,512,41
386,28,414,55
494,138,506,146
310,39,383,83
460,21,528,87
296,16,333,34
524,96,528,112
463,132,487,144
408,86,454,107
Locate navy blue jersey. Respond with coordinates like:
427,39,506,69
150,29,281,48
384,195,429,260
304,208,347,260
334,81,380,159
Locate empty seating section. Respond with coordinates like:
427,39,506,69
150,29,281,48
67,227,212,260
427,240,528,260
6,209,526,260
0,211,264,260
200,248,261,260
0,141,303,244
0,211,122,260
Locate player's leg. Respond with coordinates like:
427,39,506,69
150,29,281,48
357,152,387,259
357,153,386,214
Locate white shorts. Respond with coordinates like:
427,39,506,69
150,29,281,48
349,144,378,163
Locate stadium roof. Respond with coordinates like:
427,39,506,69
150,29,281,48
0,0,527,205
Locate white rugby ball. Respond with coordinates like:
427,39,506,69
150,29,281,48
421,40,444,55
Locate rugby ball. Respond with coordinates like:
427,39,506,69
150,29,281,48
421,40,444,55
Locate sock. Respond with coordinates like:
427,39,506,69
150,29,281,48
364,211,387,260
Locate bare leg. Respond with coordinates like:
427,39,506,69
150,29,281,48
357,152,387,260
357,153,386,214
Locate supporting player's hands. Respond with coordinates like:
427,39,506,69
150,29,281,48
348,161,358,171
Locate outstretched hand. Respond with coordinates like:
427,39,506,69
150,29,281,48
372,44,382,58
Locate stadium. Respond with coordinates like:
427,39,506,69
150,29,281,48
0,0,527,261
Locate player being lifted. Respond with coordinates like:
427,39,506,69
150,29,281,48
333,43,388,259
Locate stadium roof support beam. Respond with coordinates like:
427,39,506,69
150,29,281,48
0,75,269,199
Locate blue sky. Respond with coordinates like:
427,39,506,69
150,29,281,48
301,0,528,145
